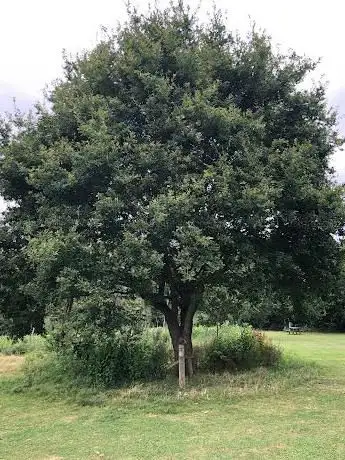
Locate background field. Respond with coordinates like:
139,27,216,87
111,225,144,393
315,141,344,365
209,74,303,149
1,331,345,460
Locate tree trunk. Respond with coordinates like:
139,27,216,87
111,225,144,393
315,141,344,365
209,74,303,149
166,313,180,362
150,286,200,379
184,330,194,377
164,291,198,378
178,342,186,388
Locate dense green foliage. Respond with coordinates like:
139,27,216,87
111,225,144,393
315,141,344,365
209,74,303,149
197,326,281,372
198,285,294,329
0,222,44,337
312,247,345,330
52,328,171,386
0,2,344,369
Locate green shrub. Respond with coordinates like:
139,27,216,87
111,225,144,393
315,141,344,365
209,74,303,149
0,334,47,355
17,335,48,354
134,329,171,380
52,328,171,387
198,326,281,373
0,336,14,354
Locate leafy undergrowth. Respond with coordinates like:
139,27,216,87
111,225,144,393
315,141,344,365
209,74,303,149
1,326,281,390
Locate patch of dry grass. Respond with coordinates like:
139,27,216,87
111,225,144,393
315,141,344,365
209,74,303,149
0,355,24,375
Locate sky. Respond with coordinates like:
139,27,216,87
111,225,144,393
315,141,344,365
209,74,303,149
1,0,345,212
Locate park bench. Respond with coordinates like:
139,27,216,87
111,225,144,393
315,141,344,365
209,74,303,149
285,322,303,334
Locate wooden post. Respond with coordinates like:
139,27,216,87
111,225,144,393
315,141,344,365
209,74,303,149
178,342,185,389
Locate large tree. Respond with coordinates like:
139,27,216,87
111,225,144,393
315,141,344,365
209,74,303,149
1,3,344,372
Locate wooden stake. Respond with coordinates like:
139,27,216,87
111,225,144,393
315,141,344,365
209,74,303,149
178,343,185,389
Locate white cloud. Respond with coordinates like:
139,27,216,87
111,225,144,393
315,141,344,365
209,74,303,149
0,83,34,113
1,0,344,97
330,149,345,183
0,0,127,97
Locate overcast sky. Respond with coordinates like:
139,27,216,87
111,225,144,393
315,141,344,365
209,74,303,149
1,0,345,212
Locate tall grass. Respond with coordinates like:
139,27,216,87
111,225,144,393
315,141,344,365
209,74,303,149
0,334,47,355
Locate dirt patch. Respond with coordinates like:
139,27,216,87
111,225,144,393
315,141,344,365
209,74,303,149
0,355,25,374
237,443,288,457
43,457,64,460
62,415,79,423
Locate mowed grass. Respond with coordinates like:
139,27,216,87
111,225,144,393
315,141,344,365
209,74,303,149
1,332,345,459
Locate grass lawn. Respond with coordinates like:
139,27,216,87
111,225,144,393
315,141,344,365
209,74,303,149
1,332,345,459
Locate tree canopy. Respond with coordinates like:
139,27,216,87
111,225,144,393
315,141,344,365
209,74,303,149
1,2,344,371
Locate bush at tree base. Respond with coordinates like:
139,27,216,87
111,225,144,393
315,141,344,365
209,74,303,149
50,328,171,387
197,326,281,373
0,326,281,387
44,325,281,387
